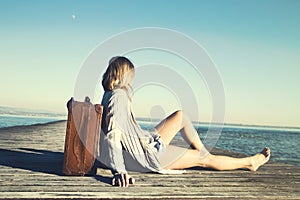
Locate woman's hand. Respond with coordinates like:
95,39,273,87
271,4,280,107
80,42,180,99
112,173,135,187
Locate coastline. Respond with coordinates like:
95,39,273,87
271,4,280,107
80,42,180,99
0,119,67,131
2,114,298,132
136,117,300,131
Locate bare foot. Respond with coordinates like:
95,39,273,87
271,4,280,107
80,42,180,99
248,147,271,171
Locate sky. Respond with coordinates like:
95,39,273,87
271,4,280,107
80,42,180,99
0,0,299,127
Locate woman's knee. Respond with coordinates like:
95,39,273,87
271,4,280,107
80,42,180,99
176,110,191,122
169,110,182,122
173,110,183,117
172,110,184,127
173,110,191,125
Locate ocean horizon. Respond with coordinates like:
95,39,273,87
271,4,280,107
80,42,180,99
1,114,300,131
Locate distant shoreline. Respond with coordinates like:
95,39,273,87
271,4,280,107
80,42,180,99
136,117,300,130
197,121,300,130
1,115,299,131
0,119,67,131
1,104,298,130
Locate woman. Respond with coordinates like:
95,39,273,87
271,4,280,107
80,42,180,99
99,56,270,187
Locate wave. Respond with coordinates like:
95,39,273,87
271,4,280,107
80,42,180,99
0,115,66,129
0,119,66,130
0,106,66,118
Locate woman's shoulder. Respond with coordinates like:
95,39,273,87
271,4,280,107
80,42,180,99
111,88,127,96
103,88,126,95
102,88,129,105
109,88,129,101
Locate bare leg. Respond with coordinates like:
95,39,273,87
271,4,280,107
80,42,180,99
159,145,271,171
154,110,271,171
155,110,203,150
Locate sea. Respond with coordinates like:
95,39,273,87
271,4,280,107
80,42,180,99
0,114,299,166
0,106,66,128
0,115,66,128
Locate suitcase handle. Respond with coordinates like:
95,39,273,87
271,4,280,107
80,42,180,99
85,96,90,103
67,97,91,111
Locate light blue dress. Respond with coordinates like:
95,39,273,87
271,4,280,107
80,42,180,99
99,88,165,175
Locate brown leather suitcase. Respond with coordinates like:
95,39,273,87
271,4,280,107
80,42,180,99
62,97,103,176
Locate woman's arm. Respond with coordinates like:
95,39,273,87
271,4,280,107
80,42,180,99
104,89,135,186
104,128,134,187
105,128,127,174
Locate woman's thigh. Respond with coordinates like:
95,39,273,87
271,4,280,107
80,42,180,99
154,110,183,145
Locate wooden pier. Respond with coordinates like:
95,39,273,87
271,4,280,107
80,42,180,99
0,121,299,199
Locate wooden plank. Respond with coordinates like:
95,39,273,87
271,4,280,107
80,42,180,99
0,192,297,199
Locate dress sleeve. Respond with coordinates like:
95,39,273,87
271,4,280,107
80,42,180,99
104,128,127,175
103,89,130,175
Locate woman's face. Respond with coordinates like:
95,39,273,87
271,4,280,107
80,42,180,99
123,68,135,86
128,69,135,85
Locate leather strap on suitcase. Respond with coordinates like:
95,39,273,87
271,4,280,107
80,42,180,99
62,97,103,176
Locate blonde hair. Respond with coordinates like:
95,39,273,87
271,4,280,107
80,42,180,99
102,56,135,92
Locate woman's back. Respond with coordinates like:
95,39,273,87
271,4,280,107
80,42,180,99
99,88,163,173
